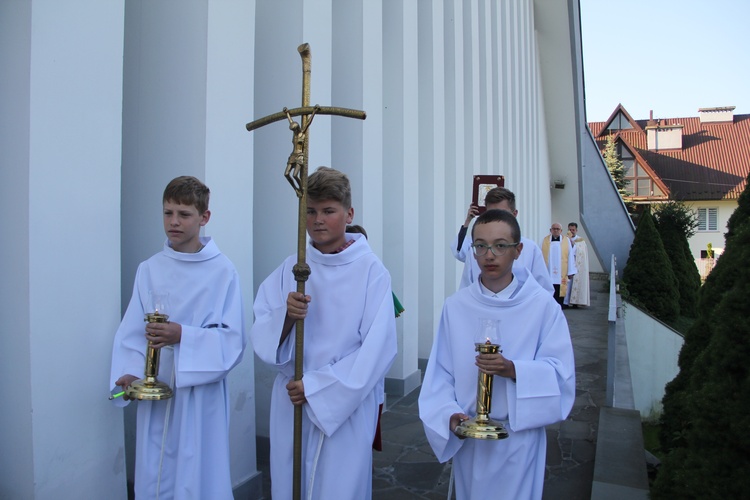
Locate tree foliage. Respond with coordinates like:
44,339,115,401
603,134,628,195
653,175,750,498
653,225,750,498
622,209,680,322
653,200,699,238
653,202,701,317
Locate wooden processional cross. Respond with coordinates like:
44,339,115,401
245,43,366,500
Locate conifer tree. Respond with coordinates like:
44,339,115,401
622,209,680,322
654,175,750,497
724,173,750,242
653,224,750,498
653,201,700,317
602,134,628,196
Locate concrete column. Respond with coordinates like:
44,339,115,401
204,1,259,496
444,0,467,288
121,0,259,494
382,0,421,396
417,1,448,361
0,1,127,498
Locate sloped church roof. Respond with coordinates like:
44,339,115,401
589,104,750,201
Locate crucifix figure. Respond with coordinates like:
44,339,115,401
245,43,366,500
283,104,319,197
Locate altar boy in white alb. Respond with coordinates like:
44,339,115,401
419,209,575,499
250,167,397,500
451,187,553,294
110,176,246,499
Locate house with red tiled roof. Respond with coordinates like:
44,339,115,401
589,104,750,278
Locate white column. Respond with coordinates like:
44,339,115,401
417,1,448,360
121,0,259,493
251,0,307,439
303,0,334,170
0,1,127,498
330,0,383,247
204,0,259,495
382,0,421,396
445,0,467,288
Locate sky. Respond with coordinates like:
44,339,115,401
580,0,750,123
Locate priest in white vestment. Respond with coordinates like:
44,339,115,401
564,222,590,307
541,222,577,307
420,209,575,500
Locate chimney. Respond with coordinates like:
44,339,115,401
646,120,683,151
698,106,735,124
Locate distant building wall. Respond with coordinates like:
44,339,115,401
688,198,735,265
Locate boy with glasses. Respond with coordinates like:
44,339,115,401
420,209,575,499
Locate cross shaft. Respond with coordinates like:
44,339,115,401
245,43,366,500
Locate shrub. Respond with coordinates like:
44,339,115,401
653,202,701,318
654,176,750,497
653,225,750,498
622,209,680,323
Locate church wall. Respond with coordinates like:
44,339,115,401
418,1,449,369
121,0,210,490
382,0,422,396
419,0,554,358
251,0,308,440
204,0,259,493
0,1,35,497
534,0,633,274
0,1,127,498
2,0,591,496
534,0,577,239
120,0,259,494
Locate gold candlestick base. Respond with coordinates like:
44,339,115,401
125,376,174,401
454,414,509,440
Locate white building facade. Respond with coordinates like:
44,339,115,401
1,1,615,498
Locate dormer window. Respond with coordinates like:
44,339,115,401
617,142,664,197
605,111,633,132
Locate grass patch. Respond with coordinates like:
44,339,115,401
668,315,695,335
642,421,664,488
642,421,663,460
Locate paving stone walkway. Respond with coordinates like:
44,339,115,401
258,287,609,499
372,289,608,500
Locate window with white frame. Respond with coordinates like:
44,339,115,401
697,207,718,231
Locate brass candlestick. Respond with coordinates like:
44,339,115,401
126,293,174,401
455,319,509,440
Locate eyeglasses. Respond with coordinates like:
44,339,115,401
471,242,520,257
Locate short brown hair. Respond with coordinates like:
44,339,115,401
472,208,521,242
484,187,516,211
163,176,210,214
307,167,351,209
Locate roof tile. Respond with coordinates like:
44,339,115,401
589,112,750,200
